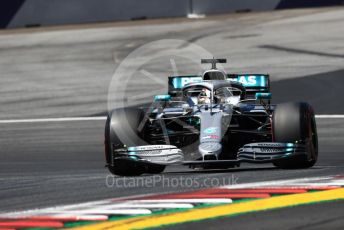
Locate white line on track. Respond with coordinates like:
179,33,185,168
0,115,343,124
35,214,109,221
44,209,153,215
133,199,233,204
92,203,194,209
0,116,107,124
315,115,344,118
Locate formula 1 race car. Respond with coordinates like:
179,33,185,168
105,58,318,176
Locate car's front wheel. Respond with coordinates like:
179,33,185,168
272,102,318,169
105,108,146,176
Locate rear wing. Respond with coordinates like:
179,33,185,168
168,75,201,96
227,74,270,99
168,74,270,97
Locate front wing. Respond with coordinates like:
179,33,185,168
109,142,307,168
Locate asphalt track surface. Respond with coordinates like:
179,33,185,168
0,6,344,229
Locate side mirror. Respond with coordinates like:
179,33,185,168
255,92,272,100
154,94,171,102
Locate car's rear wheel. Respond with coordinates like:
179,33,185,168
272,102,318,169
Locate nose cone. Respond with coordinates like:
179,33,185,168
199,142,222,158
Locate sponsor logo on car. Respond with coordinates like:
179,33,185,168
202,135,219,140
233,75,267,87
204,127,218,134
172,77,202,89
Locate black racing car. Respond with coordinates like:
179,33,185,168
105,58,318,176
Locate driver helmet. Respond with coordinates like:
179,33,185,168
198,88,211,104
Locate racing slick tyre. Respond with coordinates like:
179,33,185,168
272,102,318,169
105,108,146,176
